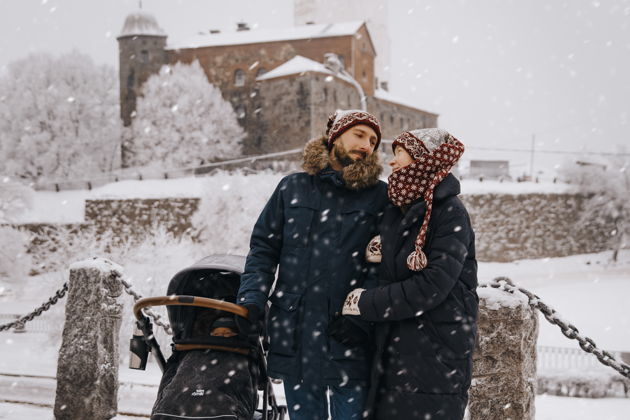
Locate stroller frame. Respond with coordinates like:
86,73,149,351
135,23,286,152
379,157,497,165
131,262,286,420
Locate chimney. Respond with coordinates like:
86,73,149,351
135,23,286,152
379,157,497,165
237,22,250,31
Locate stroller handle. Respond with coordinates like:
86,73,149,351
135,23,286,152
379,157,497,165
133,295,249,321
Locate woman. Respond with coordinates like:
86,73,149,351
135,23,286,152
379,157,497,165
342,128,478,419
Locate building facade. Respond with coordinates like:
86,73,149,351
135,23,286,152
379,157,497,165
117,12,438,164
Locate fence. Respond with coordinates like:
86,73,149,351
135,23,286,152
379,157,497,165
33,148,302,192
538,345,627,372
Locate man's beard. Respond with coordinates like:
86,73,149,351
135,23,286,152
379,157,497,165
332,142,367,168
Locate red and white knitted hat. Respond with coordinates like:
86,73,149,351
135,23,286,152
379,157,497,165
388,128,465,270
326,109,382,151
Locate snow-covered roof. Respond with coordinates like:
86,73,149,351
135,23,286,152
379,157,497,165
118,11,166,38
374,88,439,116
256,55,335,81
167,21,365,50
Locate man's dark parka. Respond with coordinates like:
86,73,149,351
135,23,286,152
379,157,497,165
358,174,478,420
237,138,388,386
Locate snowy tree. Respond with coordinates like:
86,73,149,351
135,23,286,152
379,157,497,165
560,153,630,262
0,51,121,181
0,226,32,292
128,60,245,168
0,176,34,223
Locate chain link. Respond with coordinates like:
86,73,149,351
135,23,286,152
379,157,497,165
480,277,630,379
0,283,69,332
118,277,172,335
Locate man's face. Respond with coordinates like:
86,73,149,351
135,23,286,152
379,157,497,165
331,125,378,167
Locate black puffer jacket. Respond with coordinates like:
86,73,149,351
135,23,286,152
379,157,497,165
358,174,478,420
237,138,388,386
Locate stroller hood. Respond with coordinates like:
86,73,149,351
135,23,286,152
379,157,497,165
165,255,246,342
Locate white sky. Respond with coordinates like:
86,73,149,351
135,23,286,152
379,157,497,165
0,0,628,177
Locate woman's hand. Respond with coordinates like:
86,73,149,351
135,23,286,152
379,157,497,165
342,288,365,315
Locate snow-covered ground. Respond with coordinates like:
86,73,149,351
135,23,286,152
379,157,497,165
2,175,628,418
1,249,628,419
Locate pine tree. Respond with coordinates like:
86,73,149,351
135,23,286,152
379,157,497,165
128,60,245,169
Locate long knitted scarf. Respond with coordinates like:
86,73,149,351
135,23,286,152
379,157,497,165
387,132,464,271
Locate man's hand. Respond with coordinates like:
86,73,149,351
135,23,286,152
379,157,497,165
328,314,372,349
342,288,365,316
236,304,264,336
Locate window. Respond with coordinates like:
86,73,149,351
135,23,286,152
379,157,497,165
234,69,245,87
256,68,267,78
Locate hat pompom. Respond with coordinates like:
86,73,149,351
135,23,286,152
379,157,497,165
406,250,427,271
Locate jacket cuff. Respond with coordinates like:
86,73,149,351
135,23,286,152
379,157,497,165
237,291,267,311
357,287,381,322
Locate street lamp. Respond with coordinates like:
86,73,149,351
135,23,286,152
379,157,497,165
323,53,367,111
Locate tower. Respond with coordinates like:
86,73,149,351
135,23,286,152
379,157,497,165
117,11,168,166
294,0,391,90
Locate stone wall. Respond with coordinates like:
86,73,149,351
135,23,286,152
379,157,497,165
367,96,439,139
462,193,614,262
17,192,614,265
84,198,200,240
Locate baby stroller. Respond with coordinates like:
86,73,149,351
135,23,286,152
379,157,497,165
130,254,287,420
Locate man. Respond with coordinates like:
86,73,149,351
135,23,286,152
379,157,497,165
237,110,388,420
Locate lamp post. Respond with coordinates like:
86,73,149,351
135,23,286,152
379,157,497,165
323,53,367,111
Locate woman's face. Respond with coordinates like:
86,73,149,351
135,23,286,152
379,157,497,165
389,146,414,172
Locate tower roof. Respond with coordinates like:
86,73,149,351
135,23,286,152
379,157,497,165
118,11,166,38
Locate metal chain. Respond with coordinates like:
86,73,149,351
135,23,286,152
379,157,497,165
0,283,69,332
118,277,172,335
480,277,630,379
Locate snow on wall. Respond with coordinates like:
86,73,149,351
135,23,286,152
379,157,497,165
68,257,124,276
477,286,529,309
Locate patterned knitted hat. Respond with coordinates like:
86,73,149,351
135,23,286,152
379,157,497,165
388,128,464,271
326,109,382,151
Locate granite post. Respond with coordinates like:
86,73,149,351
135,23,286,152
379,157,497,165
54,258,124,420
469,287,538,420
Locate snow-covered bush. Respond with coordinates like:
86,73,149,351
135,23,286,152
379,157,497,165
538,369,630,398
191,170,284,255
28,224,205,355
559,153,630,261
0,226,32,295
0,51,121,181
128,60,245,169
0,176,34,223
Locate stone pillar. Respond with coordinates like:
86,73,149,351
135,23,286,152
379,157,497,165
54,258,124,420
469,287,538,420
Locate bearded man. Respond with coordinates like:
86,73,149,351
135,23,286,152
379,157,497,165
237,110,388,420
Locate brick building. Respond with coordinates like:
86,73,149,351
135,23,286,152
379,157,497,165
117,11,438,164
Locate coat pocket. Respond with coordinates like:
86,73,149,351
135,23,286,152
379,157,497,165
339,205,377,250
283,202,316,248
329,337,366,361
267,291,302,356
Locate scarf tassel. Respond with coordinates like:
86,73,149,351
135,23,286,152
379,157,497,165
407,249,428,271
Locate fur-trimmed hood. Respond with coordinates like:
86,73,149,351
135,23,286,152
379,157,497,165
301,137,383,190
